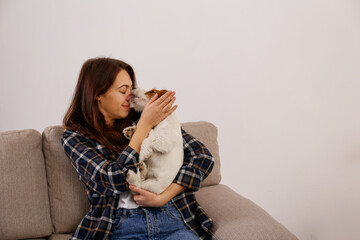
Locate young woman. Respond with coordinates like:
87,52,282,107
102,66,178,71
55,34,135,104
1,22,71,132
62,57,214,239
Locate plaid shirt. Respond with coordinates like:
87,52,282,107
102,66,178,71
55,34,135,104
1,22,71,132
61,128,214,240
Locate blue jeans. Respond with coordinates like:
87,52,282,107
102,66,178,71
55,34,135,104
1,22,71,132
110,201,199,240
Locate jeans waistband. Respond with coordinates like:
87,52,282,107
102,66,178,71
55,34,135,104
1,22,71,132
116,200,174,216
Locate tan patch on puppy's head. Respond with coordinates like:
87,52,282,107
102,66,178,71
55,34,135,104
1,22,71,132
145,89,168,99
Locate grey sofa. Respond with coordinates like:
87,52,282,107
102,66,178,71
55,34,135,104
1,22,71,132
0,121,298,240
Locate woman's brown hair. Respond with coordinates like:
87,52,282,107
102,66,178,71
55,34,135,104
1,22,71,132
63,57,140,153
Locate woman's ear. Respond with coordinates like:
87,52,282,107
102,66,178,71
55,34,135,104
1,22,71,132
95,95,102,101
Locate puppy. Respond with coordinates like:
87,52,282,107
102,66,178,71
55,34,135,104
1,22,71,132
123,88,183,194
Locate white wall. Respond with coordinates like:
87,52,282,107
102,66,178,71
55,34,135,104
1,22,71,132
1,1,360,239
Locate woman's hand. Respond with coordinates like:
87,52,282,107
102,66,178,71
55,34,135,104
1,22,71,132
129,183,185,207
137,91,177,130
128,91,177,153
129,185,164,207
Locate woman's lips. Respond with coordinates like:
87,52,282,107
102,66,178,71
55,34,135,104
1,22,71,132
122,105,130,110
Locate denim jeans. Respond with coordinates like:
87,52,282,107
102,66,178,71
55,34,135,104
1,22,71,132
110,201,199,240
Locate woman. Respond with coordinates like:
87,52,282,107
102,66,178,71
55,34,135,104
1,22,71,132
62,57,214,240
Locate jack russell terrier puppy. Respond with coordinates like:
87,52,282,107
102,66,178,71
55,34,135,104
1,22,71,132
123,88,183,194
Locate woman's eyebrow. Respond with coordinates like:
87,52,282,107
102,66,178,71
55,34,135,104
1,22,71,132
117,84,133,89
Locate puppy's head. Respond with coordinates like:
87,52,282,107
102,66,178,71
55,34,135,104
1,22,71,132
129,88,168,112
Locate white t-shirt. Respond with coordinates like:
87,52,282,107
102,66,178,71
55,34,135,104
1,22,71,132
117,191,139,209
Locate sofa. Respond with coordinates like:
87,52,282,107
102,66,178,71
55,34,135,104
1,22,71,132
0,121,298,240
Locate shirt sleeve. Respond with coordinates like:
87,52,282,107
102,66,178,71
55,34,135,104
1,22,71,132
61,130,139,196
173,128,215,191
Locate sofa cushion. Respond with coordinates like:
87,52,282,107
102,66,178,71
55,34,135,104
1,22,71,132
195,184,298,240
0,129,52,239
42,121,221,234
42,126,90,234
181,121,221,186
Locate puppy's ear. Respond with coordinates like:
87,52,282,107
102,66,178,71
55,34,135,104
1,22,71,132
156,89,168,97
145,89,169,98
145,89,157,98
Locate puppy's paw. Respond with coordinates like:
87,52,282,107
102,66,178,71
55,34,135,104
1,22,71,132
123,125,136,140
137,162,147,180
126,170,138,185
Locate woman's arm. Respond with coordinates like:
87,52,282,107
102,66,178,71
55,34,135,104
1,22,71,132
62,130,140,196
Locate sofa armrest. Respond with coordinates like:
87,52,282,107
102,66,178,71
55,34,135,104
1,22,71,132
196,184,298,240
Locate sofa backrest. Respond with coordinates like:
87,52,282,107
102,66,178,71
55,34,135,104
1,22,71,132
0,129,52,240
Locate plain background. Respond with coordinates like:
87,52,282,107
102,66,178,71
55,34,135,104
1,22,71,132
1,1,360,239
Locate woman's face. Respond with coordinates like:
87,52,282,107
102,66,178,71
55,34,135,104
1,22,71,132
96,70,133,127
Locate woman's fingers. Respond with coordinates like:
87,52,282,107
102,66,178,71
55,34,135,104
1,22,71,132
130,185,160,207
129,185,143,195
165,105,178,118
148,93,158,104
163,96,176,111
158,91,176,109
158,91,177,120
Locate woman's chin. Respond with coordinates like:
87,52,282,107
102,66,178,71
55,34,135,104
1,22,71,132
118,111,130,119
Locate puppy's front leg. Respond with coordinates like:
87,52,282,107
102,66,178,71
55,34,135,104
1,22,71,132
123,124,137,140
126,169,141,186
139,126,176,160
143,127,175,154
138,161,147,180
139,136,153,161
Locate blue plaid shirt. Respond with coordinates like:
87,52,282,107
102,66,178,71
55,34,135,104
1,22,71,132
61,128,214,240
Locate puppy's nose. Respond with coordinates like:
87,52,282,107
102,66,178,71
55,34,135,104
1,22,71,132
126,94,134,101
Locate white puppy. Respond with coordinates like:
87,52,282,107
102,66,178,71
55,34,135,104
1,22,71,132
123,88,183,194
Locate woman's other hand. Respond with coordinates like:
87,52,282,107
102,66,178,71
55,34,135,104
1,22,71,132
129,185,165,207
129,183,185,207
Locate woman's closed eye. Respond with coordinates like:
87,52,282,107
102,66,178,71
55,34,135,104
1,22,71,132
118,84,133,94
119,87,132,95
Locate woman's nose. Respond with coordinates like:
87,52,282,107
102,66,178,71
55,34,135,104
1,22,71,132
126,94,134,101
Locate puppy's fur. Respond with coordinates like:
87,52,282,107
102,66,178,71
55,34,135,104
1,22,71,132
123,88,183,194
